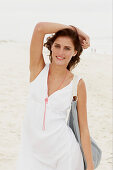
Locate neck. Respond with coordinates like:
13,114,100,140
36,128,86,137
49,63,68,79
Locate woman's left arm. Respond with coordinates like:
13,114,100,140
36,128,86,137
77,79,94,170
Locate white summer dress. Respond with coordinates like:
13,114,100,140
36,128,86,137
16,63,84,170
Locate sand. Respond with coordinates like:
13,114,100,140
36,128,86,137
0,41,112,169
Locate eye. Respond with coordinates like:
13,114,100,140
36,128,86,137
54,45,60,48
65,47,70,50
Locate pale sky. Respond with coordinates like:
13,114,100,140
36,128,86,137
0,0,112,53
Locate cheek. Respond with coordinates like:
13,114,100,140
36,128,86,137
66,51,73,58
52,47,58,54
52,51,57,57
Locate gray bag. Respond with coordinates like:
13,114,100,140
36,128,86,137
67,75,102,169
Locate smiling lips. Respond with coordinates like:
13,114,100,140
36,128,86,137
56,56,65,60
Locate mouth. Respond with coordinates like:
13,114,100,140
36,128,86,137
56,56,65,60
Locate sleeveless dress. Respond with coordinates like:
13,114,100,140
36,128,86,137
16,63,84,170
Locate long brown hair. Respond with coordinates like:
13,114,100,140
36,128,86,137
44,27,83,71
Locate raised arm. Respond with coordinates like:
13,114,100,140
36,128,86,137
29,22,90,82
30,22,71,72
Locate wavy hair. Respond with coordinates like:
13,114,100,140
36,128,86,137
44,27,83,71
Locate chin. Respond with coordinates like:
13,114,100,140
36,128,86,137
54,59,66,65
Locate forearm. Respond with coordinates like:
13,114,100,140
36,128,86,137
77,27,89,38
36,22,71,34
70,25,89,40
80,129,94,169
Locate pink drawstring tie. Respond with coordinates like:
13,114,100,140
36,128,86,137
42,64,68,131
42,97,48,130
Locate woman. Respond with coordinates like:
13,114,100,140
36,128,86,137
16,22,94,170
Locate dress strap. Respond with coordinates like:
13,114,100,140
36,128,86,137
72,74,82,100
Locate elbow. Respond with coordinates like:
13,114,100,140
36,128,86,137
35,22,45,33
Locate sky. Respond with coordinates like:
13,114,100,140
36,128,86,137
0,0,112,54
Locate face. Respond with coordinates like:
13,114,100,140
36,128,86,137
51,36,77,66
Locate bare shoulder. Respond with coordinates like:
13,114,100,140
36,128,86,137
78,78,86,89
77,78,87,99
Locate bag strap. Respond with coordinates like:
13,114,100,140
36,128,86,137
72,74,82,101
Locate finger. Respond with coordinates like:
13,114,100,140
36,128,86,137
85,41,90,46
82,45,89,49
82,44,89,47
81,42,90,47
83,46,89,49
82,39,90,44
81,44,89,48
82,46,88,49
86,40,90,46
82,40,90,45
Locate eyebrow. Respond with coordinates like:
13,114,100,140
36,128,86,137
54,43,71,49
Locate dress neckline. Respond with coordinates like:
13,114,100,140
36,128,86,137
46,63,74,99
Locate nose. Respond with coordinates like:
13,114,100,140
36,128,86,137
58,48,64,56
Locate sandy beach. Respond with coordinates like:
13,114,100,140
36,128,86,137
0,41,112,170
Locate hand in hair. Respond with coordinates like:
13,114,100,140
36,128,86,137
69,25,90,49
